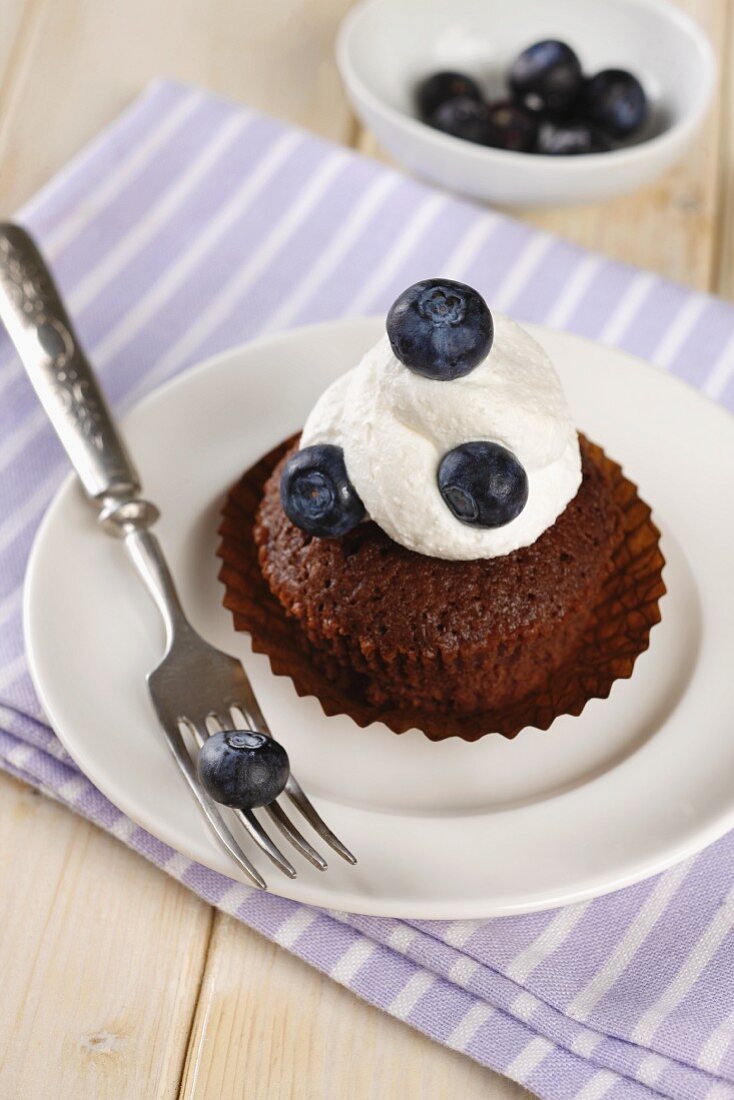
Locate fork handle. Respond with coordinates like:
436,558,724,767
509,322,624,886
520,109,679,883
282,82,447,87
115,522,189,647
0,222,140,501
0,223,191,648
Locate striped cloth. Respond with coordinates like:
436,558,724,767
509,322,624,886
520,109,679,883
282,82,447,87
2,81,734,1100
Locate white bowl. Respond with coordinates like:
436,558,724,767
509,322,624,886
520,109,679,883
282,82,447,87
337,0,716,207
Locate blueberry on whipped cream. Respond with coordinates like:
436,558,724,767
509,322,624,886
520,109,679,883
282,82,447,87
284,281,582,561
280,443,364,538
386,279,493,380
438,441,529,528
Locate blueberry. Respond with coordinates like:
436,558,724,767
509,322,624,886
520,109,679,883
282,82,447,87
536,120,613,155
509,39,583,117
280,443,365,538
427,96,493,145
583,69,648,139
485,100,539,153
386,279,493,381
438,441,528,528
416,71,483,121
197,730,289,810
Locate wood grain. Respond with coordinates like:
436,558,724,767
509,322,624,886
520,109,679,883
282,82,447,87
0,0,35,93
0,0,49,174
713,1,734,299
0,773,211,1099
0,0,355,214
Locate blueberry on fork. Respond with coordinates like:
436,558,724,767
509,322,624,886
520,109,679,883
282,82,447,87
197,729,290,810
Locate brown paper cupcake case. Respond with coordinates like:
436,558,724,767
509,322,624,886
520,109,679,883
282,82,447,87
216,435,665,742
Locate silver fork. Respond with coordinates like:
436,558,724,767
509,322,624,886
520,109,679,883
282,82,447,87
0,222,355,890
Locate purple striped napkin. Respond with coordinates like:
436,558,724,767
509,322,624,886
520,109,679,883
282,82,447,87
2,81,734,1100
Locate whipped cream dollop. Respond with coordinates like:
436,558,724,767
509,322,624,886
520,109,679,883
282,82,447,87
300,314,582,560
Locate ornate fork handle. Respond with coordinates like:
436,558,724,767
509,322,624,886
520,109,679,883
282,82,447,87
0,222,140,502
0,222,193,649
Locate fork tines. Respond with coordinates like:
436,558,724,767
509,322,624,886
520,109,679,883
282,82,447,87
174,710,355,890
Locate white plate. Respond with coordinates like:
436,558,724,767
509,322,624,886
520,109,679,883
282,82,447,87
25,319,734,918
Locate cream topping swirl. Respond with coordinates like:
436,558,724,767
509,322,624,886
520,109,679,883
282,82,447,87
300,314,582,560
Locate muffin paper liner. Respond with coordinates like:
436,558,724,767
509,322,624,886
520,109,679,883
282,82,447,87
217,435,665,742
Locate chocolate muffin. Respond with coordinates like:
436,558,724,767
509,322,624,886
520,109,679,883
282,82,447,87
218,280,665,740
255,433,621,717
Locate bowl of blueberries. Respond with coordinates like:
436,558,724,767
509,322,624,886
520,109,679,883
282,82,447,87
337,0,715,206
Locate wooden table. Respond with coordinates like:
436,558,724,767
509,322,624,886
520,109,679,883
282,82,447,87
0,1,729,1096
